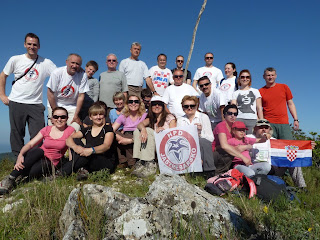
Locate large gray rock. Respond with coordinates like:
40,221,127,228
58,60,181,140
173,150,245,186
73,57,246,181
146,174,244,235
60,174,248,239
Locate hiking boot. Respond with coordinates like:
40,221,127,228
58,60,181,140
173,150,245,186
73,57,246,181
0,175,16,195
134,160,157,178
131,160,146,176
77,168,89,181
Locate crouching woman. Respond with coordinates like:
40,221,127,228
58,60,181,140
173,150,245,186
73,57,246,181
132,96,176,176
61,103,116,176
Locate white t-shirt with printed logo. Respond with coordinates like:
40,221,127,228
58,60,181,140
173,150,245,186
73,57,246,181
193,66,224,89
47,66,89,110
219,76,237,103
199,87,227,124
232,88,261,119
149,65,174,96
3,54,56,104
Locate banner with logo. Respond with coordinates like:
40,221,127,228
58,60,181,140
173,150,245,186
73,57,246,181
155,125,203,174
270,139,312,167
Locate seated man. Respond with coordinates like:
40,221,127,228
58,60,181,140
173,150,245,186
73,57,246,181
247,119,307,188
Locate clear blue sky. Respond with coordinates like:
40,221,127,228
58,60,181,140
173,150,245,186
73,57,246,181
0,0,319,153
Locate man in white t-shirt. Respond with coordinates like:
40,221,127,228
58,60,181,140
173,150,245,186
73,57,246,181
147,53,174,96
162,69,199,118
47,53,89,130
198,76,227,130
0,33,56,156
119,42,151,97
193,52,223,90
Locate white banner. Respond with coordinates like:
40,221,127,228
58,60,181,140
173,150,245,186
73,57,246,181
155,125,203,174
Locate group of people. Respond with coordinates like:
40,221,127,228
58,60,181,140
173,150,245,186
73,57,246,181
0,32,308,195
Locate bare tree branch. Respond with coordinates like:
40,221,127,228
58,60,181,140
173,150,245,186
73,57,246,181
184,0,207,82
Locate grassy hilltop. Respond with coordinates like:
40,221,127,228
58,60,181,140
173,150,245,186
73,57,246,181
0,129,319,239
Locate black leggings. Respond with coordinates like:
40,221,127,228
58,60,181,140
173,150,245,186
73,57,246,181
10,148,54,179
60,153,115,176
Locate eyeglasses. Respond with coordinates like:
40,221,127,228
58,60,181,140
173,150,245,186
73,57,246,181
173,75,184,79
176,60,184,63
199,82,211,88
226,112,238,116
151,101,164,107
240,76,251,80
257,126,270,129
128,100,140,104
107,59,117,62
182,104,196,109
52,115,67,119
205,57,213,59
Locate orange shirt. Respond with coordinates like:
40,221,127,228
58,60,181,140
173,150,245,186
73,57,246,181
259,83,293,124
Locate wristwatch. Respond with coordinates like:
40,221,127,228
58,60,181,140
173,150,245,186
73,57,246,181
294,119,299,122
152,90,157,94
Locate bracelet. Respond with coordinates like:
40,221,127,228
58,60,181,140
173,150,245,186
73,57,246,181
91,147,96,154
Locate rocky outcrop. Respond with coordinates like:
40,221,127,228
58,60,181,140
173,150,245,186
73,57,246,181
60,174,248,239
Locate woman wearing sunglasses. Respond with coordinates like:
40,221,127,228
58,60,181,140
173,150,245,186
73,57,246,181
231,69,263,134
177,95,215,178
112,94,147,168
0,107,74,194
212,104,253,175
132,96,176,177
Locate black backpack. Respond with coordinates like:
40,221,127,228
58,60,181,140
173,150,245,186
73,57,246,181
250,174,294,202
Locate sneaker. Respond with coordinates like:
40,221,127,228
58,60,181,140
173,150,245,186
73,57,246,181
0,175,16,195
76,168,89,181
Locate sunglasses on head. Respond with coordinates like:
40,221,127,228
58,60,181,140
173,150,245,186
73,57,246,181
107,59,117,62
199,82,211,88
183,104,196,109
226,111,238,116
52,115,67,119
205,57,213,59
173,75,184,79
151,101,164,107
240,76,251,80
257,119,270,124
128,100,140,104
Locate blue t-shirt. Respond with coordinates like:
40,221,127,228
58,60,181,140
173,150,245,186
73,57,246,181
109,109,122,130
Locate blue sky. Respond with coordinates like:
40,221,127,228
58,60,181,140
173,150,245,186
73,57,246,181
0,0,319,153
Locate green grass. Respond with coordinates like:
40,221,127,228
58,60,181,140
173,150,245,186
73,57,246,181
0,158,320,239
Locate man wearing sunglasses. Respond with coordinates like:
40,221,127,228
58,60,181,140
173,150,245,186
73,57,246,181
162,69,199,118
247,119,307,188
99,53,128,115
119,42,151,97
198,76,227,130
171,55,192,84
47,53,89,131
0,33,57,157
193,52,223,91
147,53,173,97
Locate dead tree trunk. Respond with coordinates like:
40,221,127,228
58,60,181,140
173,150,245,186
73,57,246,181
184,0,207,82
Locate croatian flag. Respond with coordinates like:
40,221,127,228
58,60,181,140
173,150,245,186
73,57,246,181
270,139,312,167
